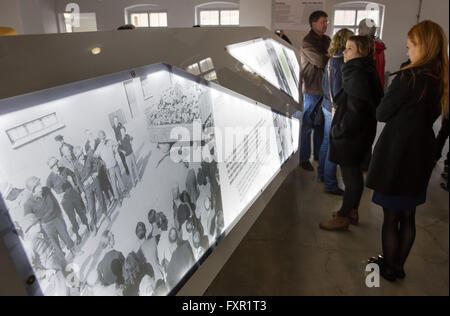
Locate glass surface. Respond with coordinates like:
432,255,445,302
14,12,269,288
199,58,214,73
357,10,380,26
200,10,220,26
186,64,201,76
227,38,300,103
0,63,299,296
203,71,217,82
220,10,239,26
131,13,149,27
334,10,356,26
149,12,168,27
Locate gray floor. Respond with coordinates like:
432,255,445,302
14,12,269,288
205,160,449,296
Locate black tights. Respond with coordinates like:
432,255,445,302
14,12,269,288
382,208,417,272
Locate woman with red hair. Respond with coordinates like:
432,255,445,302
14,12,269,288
367,20,449,282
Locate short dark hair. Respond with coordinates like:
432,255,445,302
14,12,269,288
135,222,146,236
309,10,328,27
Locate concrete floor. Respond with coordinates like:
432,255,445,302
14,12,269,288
205,161,449,296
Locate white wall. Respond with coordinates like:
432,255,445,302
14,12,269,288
38,0,59,33
0,0,24,34
240,0,273,30
0,0,58,35
421,0,449,36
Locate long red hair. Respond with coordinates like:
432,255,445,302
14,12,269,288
402,20,449,117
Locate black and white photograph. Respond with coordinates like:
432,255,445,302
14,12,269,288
272,112,295,164
0,64,224,296
227,38,301,103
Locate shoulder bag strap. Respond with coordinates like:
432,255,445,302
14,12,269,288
328,58,336,118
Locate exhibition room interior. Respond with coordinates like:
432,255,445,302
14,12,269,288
0,0,448,297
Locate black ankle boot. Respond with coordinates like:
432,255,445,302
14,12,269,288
395,268,406,280
368,255,397,282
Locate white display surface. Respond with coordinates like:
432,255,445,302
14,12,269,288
227,38,300,103
0,63,299,296
210,88,281,228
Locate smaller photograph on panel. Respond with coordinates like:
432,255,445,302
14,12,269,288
272,112,294,164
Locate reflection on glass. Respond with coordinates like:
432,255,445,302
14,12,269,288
186,64,201,76
186,58,216,81
203,71,217,82
199,58,214,73
227,38,300,103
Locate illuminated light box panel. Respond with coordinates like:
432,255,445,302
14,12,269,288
0,63,300,296
226,38,300,103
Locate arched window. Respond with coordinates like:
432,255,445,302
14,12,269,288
332,2,385,38
125,4,168,28
195,2,240,26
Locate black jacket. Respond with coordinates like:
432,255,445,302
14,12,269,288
366,64,443,196
329,57,384,166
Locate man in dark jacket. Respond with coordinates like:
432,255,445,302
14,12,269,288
299,11,331,171
24,177,75,259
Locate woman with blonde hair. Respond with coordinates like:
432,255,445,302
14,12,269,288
367,20,449,281
318,28,354,195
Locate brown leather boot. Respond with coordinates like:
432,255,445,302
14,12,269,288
320,216,350,231
332,209,359,225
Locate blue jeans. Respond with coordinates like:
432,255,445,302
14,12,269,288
318,107,339,191
300,94,323,163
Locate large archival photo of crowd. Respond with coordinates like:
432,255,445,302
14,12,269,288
0,64,224,296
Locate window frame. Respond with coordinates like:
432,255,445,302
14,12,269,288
332,2,385,39
185,58,218,82
6,113,65,149
129,10,168,28
199,8,239,27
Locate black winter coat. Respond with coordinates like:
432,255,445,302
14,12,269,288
366,64,443,196
329,57,384,166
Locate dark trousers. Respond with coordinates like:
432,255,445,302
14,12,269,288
61,188,88,235
42,216,74,258
85,179,107,227
300,94,324,163
338,165,364,217
119,151,130,175
98,165,113,201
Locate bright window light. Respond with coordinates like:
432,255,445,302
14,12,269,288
131,13,149,27
357,10,380,26
149,12,168,27
200,10,220,26
220,10,239,25
334,10,356,26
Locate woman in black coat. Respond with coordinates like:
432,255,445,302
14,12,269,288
320,36,384,231
366,20,449,282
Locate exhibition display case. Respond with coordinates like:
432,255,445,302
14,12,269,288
0,27,301,296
